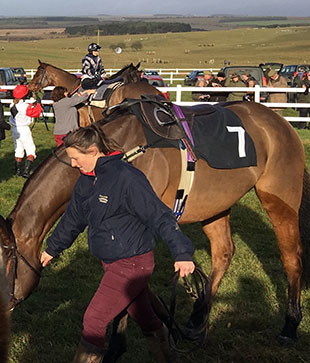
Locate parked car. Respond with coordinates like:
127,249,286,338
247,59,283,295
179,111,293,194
184,70,204,86
220,65,268,101
11,67,27,84
259,62,283,76
279,64,310,86
142,70,169,99
143,70,166,87
0,67,20,99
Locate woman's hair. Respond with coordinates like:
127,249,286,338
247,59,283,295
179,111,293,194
63,123,122,154
51,86,68,102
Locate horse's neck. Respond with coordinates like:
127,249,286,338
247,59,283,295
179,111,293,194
51,67,79,90
9,151,79,248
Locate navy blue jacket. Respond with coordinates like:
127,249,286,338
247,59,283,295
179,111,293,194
46,154,194,263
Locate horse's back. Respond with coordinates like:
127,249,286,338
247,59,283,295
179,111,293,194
109,82,161,105
179,101,305,221
226,101,305,210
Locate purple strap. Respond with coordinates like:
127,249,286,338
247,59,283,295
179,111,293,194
172,104,195,146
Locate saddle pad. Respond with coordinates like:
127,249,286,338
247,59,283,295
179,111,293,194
192,105,257,169
92,82,122,101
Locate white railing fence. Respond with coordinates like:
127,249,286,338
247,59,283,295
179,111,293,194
25,68,220,85
1,84,310,123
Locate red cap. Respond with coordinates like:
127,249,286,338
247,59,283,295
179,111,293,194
13,85,29,99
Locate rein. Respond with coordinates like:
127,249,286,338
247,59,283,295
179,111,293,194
159,267,211,353
52,149,73,168
67,80,81,96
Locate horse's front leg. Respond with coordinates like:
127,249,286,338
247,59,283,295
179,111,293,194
202,211,235,303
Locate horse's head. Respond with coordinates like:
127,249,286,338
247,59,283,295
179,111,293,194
0,215,41,310
108,62,142,84
27,60,51,92
28,60,79,93
123,62,142,84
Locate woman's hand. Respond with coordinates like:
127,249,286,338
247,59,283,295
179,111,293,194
174,261,195,277
40,251,54,267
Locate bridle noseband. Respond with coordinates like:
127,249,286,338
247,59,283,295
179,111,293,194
2,227,41,308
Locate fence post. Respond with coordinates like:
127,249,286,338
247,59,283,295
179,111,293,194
254,85,261,103
176,84,182,103
170,72,173,85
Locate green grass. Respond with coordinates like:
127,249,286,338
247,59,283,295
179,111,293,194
1,26,310,70
1,121,310,362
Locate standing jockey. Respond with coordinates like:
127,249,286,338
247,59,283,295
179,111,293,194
81,43,106,89
9,85,42,178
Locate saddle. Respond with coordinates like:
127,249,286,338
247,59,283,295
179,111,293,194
136,95,216,140
90,82,122,108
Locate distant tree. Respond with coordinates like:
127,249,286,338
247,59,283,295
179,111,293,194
131,41,142,51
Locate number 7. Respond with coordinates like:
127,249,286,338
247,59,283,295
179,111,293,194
226,126,246,158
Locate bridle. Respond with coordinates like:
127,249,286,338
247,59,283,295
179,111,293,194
159,267,211,353
32,64,81,95
33,65,49,91
1,224,41,308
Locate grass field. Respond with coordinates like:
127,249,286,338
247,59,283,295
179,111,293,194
1,26,310,70
0,119,310,362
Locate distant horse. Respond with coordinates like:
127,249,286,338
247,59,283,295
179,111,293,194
27,60,160,126
0,85,309,347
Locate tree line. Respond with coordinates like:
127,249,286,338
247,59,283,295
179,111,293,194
65,21,191,36
219,16,288,23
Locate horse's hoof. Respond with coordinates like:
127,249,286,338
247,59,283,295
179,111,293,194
277,335,296,347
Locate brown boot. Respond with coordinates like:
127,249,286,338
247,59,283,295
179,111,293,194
72,337,105,363
143,324,175,363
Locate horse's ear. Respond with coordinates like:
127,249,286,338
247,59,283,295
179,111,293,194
136,62,141,69
38,59,42,65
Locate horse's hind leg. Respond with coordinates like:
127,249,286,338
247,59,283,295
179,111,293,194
202,211,235,301
255,188,303,343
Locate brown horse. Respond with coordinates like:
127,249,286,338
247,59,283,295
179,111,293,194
0,217,10,363
0,84,309,347
27,60,160,126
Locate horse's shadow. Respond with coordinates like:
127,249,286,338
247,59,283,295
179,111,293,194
179,200,288,312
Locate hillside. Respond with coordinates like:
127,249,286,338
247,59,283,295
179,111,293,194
0,25,310,70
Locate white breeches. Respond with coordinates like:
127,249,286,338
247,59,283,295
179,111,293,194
12,126,36,158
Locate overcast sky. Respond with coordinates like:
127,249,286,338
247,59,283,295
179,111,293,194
1,0,310,17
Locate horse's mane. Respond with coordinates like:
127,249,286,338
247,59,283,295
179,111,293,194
0,236,9,362
8,150,65,220
37,61,78,80
107,62,141,83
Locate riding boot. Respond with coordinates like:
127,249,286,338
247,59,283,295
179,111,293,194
72,337,105,363
143,324,175,363
22,159,33,178
15,161,22,177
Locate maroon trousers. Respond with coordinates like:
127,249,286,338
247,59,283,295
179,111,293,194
82,250,162,347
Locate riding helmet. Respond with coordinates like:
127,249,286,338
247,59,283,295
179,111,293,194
13,85,29,99
88,43,101,53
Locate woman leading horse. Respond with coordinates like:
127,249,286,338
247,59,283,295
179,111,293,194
0,84,309,352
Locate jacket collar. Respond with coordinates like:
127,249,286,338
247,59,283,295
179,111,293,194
94,152,124,175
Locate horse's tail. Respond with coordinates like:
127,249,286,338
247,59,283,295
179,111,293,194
0,253,9,362
299,168,310,286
